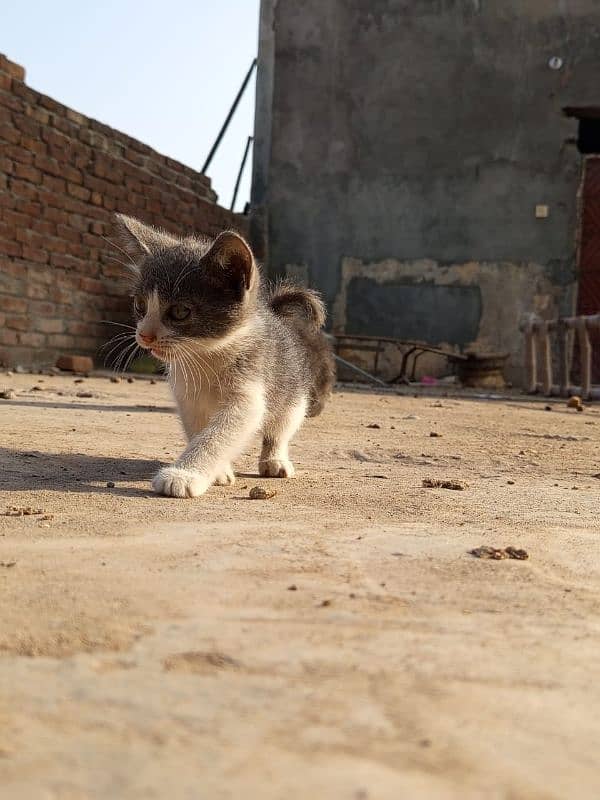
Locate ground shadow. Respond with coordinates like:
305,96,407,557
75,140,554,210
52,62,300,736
0,447,164,498
0,399,173,414
0,450,268,499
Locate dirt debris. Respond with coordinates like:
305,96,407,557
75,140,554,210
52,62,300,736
567,396,584,412
0,389,16,399
422,478,466,491
3,506,45,517
469,546,529,560
249,486,277,500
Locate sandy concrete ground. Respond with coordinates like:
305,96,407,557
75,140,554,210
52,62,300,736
1,371,599,799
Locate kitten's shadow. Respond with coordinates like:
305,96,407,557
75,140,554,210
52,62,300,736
0,447,163,498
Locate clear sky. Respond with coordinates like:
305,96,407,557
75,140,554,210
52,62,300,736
2,0,260,212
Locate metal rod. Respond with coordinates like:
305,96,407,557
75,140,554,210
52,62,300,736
230,135,254,211
333,354,388,387
538,321,553,396
201,59,257,175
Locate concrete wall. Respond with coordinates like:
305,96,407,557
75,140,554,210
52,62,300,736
0,54,247,369
253,0,600,382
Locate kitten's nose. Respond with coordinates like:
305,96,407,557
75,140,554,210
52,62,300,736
138,333,156,346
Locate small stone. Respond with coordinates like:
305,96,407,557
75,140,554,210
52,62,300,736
366,423,381,429
110,376,121,384
319,599,332,607
0,560,16,567
0,389,15,400
76,391,94,398
507,480,515,485
106,481,115,488
544,405,552,411
74,378,85,384
287,584,297,591
429,431,441,438
150,379,157,385
567,395,584,412
249,486,277,500
127,377,134,383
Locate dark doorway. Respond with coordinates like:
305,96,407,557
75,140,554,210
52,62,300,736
577,156,600,381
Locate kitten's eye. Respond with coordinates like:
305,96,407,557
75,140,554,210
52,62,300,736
133,295,147,316
169,303,191,322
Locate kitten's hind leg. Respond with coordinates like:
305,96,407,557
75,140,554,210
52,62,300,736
259,398,307,478
213,464,235,486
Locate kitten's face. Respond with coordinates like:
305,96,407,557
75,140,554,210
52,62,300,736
115,216,256,361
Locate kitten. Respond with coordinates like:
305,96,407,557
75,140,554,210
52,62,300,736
114,214,335,498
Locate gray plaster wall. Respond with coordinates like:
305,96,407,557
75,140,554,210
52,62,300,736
252,0,600,381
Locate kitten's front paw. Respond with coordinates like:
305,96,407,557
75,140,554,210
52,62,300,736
258,458,295,478
152,467,210,498
213,465,236,486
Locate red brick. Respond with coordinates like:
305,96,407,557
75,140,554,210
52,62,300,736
6,315,28,331
30,219,56,237
26,106,50,125
42,174,66,193
35,317,64,334
12,114,39,138
25,283,49,300
18,331,46,347
0,238,21,257
21,136,47,156
11,83,39,105
0,125,20,145
67,183,90,202
33,154,63,176
0,296,27,313
56,224,82,244
0,55,26,82
14,162,41,183
9,178,38,199
42,206,70,225
21,245,49,264
15,227,46,248
56,354,93,372
2,208,29,229
0,329,18,346
50,253,80,271
80,277,104,294
29,301,56,316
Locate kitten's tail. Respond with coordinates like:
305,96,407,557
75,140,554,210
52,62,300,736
268,281,326,331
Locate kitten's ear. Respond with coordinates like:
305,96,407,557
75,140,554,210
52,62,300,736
206,231,255,291
114,214,178,262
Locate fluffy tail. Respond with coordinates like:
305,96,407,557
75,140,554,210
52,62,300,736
269,280,334,417
269,280,326,331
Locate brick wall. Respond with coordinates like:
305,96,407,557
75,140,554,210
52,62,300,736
0,53,248,368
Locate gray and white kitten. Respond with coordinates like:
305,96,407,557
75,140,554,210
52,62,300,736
114,214,335,498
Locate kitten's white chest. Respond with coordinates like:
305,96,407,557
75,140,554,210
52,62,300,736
170,373,222,440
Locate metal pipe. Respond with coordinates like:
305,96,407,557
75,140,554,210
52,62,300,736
201,58,257,175
332,354,388,387
230,135,254,211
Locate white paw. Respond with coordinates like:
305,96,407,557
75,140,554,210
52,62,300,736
213,465,236,486
152,466,211,498
258,458,295,478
